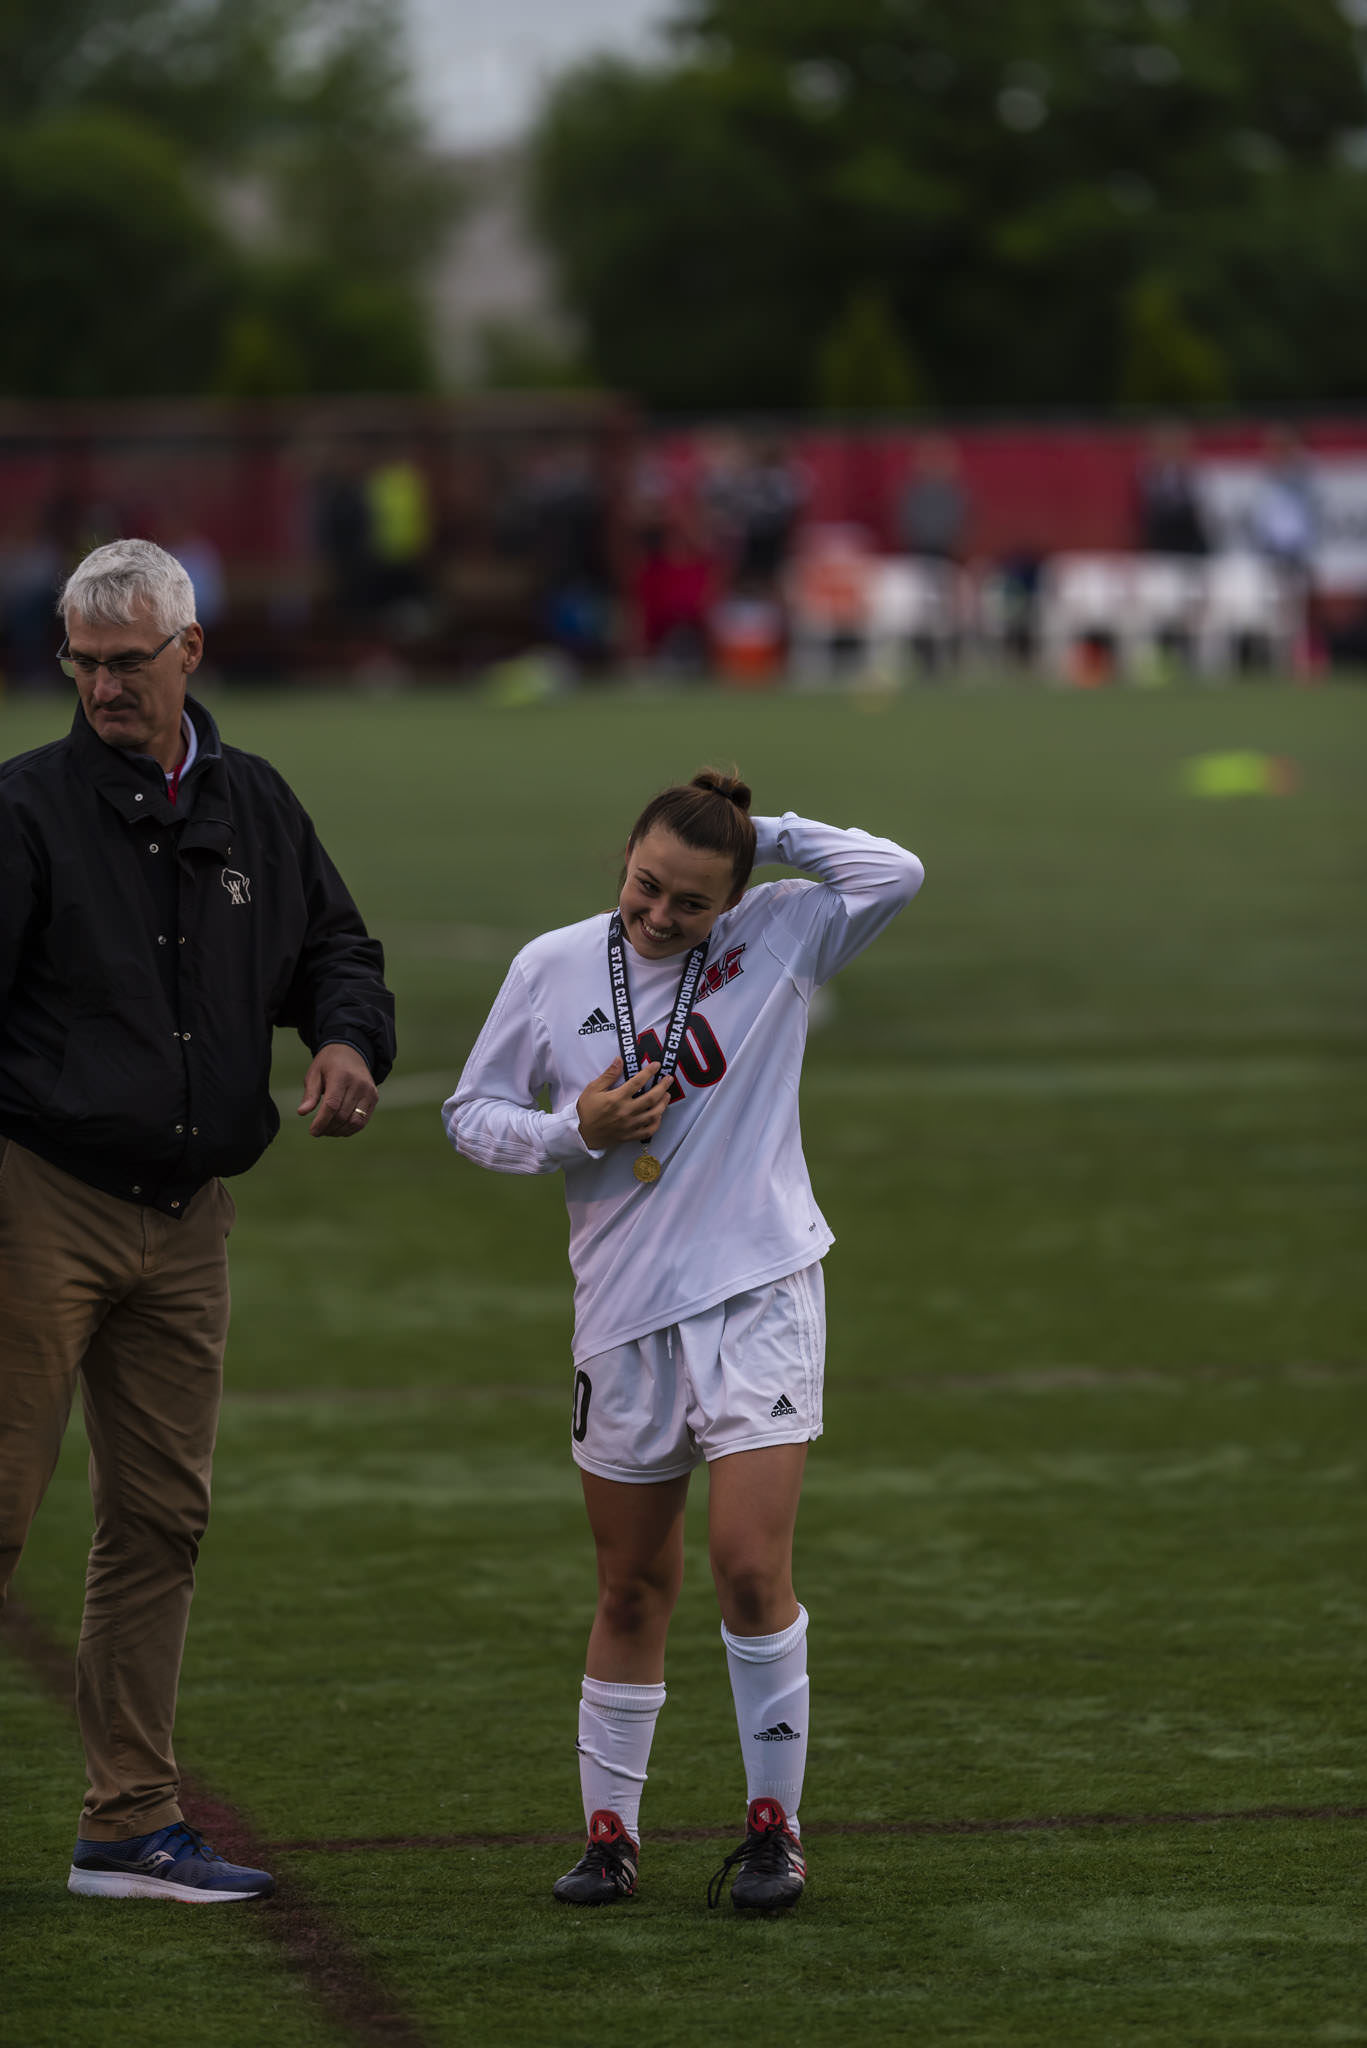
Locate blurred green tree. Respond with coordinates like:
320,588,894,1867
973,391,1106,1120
0,114,234,398
0,0,460,397
1116,275,1231,407
814,287,927,410
527,0,1367,410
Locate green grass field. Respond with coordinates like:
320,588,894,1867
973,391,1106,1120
1,676,1364,2047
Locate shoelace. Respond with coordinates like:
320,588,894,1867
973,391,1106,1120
706,1824,794,1908
576,1840,634,1891
152,1822,221,1864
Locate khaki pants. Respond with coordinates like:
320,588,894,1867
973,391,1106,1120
0,1139,233,1841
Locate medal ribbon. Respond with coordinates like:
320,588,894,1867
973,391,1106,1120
606,911,709,1097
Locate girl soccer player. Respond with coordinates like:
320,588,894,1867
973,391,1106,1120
443,771,923,1911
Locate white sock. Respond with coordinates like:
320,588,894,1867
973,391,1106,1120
576,1676,666,1845
721,1605,809,1834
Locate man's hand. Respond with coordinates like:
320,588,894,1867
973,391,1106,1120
577,1057,673,1151
297,1042,378,1137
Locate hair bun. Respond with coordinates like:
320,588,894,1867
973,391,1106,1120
691,767,752,813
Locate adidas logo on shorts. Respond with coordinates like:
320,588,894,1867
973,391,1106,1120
770,1393,797,1419
578,1007,613,1035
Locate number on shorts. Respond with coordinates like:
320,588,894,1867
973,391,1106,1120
572,1369,592,1443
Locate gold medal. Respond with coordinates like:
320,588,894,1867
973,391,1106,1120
633,1153,662,1184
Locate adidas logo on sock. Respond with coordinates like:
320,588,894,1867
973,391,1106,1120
753,1721,801,1741
578,1007,613,1035
770,1393,797,1418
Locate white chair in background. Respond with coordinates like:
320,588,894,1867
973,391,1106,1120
862,556,962,676
1195,552,1301,675
782,526,875,680
1127,555,1209,671
1037,555,1140,679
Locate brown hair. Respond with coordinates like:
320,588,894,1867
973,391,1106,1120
627,767,757,893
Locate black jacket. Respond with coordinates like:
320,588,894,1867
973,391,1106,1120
0,696,395,1214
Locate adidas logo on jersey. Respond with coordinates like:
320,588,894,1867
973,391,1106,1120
770,1393,797,1418
753,1721,801,1741
578,1007,613,1035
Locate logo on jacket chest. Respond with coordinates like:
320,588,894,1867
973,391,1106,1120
221,867,252,908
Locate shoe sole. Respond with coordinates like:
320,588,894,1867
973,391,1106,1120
68,1868,272,1903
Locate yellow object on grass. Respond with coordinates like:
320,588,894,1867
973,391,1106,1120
1181,752,1299,797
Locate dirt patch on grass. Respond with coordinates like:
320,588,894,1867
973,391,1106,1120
272,1803,1367,1856
1,1596,430,2048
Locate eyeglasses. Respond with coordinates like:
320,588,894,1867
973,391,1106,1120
59,627,186,683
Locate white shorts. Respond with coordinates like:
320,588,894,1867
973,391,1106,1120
571,1264,825,1484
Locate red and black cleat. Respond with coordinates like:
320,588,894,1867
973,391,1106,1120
707,1797,806,1914
552,1809,639,1906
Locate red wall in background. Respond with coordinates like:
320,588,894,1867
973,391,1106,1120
7,399,1367,612
847,421,1367,557
647,418,1367,559
651,419,1367,561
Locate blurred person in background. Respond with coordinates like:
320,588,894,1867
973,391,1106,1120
1248,427,1321,671
444,770,923,1915
310,441,377,619
1248,428,1319,584
984,544,1046,669
699,438,806,677
0,538,395,1904
898,435,970,561
1134,423,1211,556
0,507,64,690
701,437,807,596
733,441,807,592
508,442,616,670
627,510,719,675
718,440,808,598
163,523,226,634
365,445,436,640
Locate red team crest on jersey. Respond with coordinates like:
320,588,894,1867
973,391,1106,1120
694,943,746,1005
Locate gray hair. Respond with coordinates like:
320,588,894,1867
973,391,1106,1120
58,538,197,637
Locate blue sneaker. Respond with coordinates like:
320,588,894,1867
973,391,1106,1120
68,1821,275,1903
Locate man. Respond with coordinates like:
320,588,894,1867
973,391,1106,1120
898,435,969,562
0,539,395,1903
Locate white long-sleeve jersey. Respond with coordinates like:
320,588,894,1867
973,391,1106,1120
443,814,924,1364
